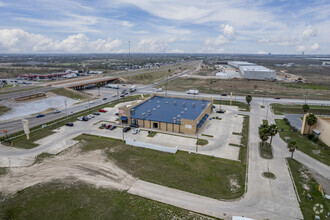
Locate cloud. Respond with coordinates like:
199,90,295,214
302,26,317,41
204,24,235,51
122,21,135,28
169,49,184,53
310,43,319,50
296,45,306,53
0,29,122,53
223,24,235,40
136,39,168,53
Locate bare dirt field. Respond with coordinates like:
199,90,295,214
0,145,136,196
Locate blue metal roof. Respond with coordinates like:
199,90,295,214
130,96,210,124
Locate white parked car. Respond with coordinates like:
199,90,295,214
53,110,61,114
132,128,140,134
88,114,95,118
77,117,83,121
89,101,95,104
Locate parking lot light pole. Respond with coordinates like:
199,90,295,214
65,100,68,119
122,120,124,141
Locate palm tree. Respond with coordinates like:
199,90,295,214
268,124,278,146
246,95,252,107
97,83,101,96
287,140,297,159
306,113,317,133
302,104,309,113
259,123,270,150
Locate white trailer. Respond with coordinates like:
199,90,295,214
187,89,199,95
106,84,119,89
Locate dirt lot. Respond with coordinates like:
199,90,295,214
167,76,330,99
0,145,136,195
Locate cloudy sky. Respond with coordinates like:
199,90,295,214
0,0,329,54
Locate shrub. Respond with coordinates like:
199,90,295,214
312,136,319,142
307,133,314,140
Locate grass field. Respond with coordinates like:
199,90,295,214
125,62,195,85
271,104,330,115
0,168,6,176
279,83,329,90
196,139,208,145
74,134,246,200
259,142,273,159
275,119,330,166
0,181,210,220
287,159,329,220
51,88,90,100
166,77,330,99
0,105,11,116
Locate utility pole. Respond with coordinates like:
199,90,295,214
128,40,131,80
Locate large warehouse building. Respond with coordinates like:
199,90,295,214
228,61,276,80
239,65,276,80
118,95,213,135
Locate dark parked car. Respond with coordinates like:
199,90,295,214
274,97,281,99
115,112,119,116
130,124,139,128
103,98,107,100
82,116,89,121
216,109,226,113
109,126,117,130
36,114,45,118
221,94,227,96
123,127,131,132
93,112,100,115
120,94,125,97
105,125,112,129
65,122,74,127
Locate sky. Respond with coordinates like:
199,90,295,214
0,0,329,54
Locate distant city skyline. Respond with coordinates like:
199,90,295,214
0,0,329,54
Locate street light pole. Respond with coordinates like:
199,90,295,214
65,100,68,119
196,133,198,153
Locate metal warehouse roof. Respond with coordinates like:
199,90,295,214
240,65,275,72
130,96,210,124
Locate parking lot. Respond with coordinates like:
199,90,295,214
18,101,244,162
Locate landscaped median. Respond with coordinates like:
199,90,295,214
287,158,329,220
275,119,330,166
74,134,247,200
271,103,330,115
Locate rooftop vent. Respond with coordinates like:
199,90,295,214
149,100,151,102
142,113,146,117
153,108,156,111
192,103,195,106
202,104,205,108
174,101,177,104
166,101,168,104
157,100,160,103
184,108,188,111
183,102,186,106
148,110,151,114
157,105,160,108
181,111,184,114
177,115,181,118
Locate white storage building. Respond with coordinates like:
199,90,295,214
228,61,255,68
239,65,276,80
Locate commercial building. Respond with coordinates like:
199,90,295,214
239,65,276,80
228,61,276,80
118,95,214,135
228,61,255,68
301,114,330,147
